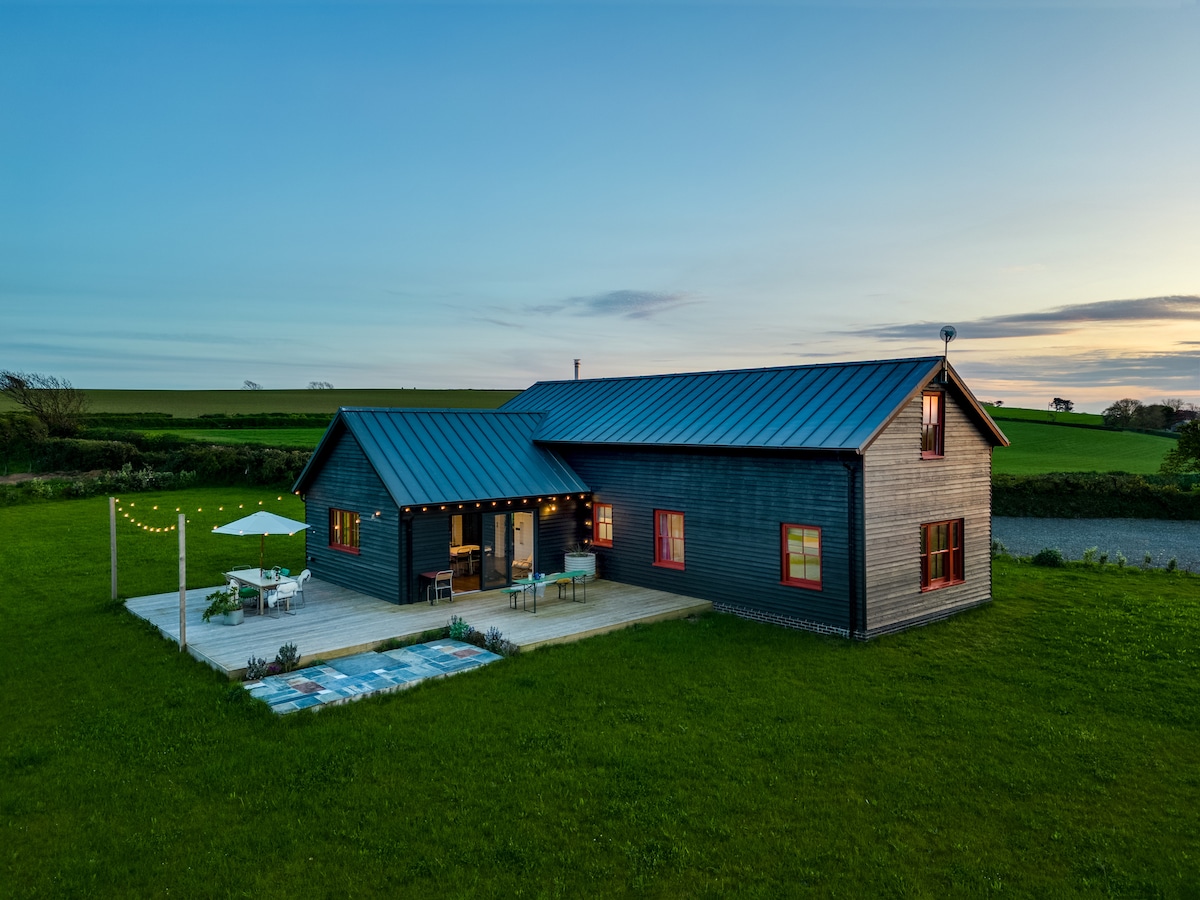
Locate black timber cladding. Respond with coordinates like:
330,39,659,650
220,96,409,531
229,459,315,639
560,445,863,631
301,428,403,604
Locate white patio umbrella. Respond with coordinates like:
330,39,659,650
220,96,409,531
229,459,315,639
212,510,310,571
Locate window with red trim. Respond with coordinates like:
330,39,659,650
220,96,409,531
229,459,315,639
922,391,944,458
329,507,360,553
654,510,685,569
781,524,822,589
593,503,613,547
920,519,963,590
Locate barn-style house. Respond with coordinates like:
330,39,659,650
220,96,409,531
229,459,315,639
291,356,1008,638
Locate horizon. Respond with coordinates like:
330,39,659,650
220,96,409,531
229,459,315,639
2,1,1198,413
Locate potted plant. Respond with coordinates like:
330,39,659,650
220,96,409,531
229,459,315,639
202,585,244,626
564,541,597,582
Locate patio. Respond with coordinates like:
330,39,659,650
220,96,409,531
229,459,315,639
125,577,712,678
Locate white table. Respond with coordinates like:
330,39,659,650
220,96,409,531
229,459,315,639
225,568,292,615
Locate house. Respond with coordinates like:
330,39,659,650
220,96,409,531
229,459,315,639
292,356,1008,638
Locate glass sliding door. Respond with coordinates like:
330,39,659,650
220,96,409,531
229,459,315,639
481,512,511,590
512,511,534,579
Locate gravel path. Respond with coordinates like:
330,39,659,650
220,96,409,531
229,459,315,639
993,517,1200,572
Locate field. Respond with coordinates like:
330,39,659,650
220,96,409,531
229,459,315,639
2,487,1197,896
992,420,1175,474
987,405,1105,426
0,388,520,416
141,427,331,448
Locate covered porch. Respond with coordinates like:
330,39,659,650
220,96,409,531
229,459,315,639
125,577,712,679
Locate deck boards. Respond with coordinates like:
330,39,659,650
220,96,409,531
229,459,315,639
125,578,712,678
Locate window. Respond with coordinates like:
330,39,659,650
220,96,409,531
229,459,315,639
330,508,360,553
922,391,944,458
593,503,613,547
654,510,685,569
920,519,963,590
781,524,822,589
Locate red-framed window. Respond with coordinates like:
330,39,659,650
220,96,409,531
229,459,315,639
781,524,822,589
593,502,613,547
329,508,360,554
922,391,944,458
920,519,963,590
654,510,685,569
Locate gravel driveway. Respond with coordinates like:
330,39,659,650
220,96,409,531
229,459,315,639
993,517,1200,572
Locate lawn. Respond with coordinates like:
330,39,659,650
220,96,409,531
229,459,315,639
993,420,1175,474
2,488,1197,896
0,388,521,417
987,406,1105,426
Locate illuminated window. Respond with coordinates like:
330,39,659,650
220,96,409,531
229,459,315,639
922,392,944,458
781,524,822,589
593,503,613,547
329,508,360,553
920,519,963,590
654,510,685,569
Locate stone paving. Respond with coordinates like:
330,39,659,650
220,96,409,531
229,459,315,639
244,640,502,714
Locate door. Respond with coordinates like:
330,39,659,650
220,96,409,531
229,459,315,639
481,512,511,590
513,511,534,578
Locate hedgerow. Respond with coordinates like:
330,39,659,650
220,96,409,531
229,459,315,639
993,472,1200,519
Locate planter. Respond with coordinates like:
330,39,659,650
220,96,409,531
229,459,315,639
563,552,597,582
220,609,245,626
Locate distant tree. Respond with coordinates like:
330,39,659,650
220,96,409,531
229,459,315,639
242,380,263,391
0,370,90,436
0,413,49,475
993,400,1004,408
1102,398,1143,428
1160,420,1200,474
1132,404,1172,430
307,381,334,390
1050,398,1074,413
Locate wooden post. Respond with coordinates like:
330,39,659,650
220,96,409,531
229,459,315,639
109,497,118,601
179,513,187,652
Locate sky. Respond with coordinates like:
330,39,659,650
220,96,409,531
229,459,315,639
1,1,1198,412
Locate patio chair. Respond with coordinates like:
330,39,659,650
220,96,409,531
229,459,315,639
428,570,453,605
291,569,311,608
228,578,260,613
265,581,297,617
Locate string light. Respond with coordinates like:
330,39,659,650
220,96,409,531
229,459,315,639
112,493,297,537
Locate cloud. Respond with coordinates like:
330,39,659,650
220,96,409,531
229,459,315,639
852,295,1200,341
962,349,1200,391
535,290,694,321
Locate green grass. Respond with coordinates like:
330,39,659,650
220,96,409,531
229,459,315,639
988,405,1105,426
0,388,521,417
2,489,1198,896
993,420,1175,474
140,427,330,448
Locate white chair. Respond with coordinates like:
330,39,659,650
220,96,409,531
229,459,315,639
290,569,311,608
265,582,297,617
428,570,453,605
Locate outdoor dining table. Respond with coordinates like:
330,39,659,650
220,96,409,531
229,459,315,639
225,568,292,615
512,569,589,613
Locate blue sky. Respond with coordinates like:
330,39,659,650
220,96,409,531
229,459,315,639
2,1,1197,411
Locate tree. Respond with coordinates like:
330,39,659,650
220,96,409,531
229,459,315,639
242,380,263,391
0,370,90,436
1160,420,1200,474
1132,404,1172,430
1102,398,1143,428
0,413,48,475
307,381,334,390
1050,398,1074,413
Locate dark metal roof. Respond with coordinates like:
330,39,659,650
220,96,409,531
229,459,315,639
503,357,1008,452
293,409,590,507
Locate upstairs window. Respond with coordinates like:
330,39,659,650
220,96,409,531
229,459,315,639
922,391,944,458
920,519,963,590
593,503,613,547
654,510,685,569
330,508,360,553
781,524,822,590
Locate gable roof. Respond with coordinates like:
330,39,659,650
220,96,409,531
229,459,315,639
502,357,1008,452
292,409,590,507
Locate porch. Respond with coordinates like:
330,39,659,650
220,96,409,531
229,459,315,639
125,577,712,679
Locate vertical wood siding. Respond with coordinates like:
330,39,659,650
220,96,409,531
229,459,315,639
302,428,402,603
862,387,994,633
559,447,858,630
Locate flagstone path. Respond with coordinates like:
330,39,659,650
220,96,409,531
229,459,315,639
244,639,501,714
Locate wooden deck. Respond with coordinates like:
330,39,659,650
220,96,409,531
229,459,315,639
125,578,712,678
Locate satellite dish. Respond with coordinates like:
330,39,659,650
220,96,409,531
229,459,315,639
940,325,957,344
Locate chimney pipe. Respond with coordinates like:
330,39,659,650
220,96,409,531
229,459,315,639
573,359,580,380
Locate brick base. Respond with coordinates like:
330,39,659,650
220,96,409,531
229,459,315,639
712,602,860,639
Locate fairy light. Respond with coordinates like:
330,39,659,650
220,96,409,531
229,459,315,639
113,493,298,537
